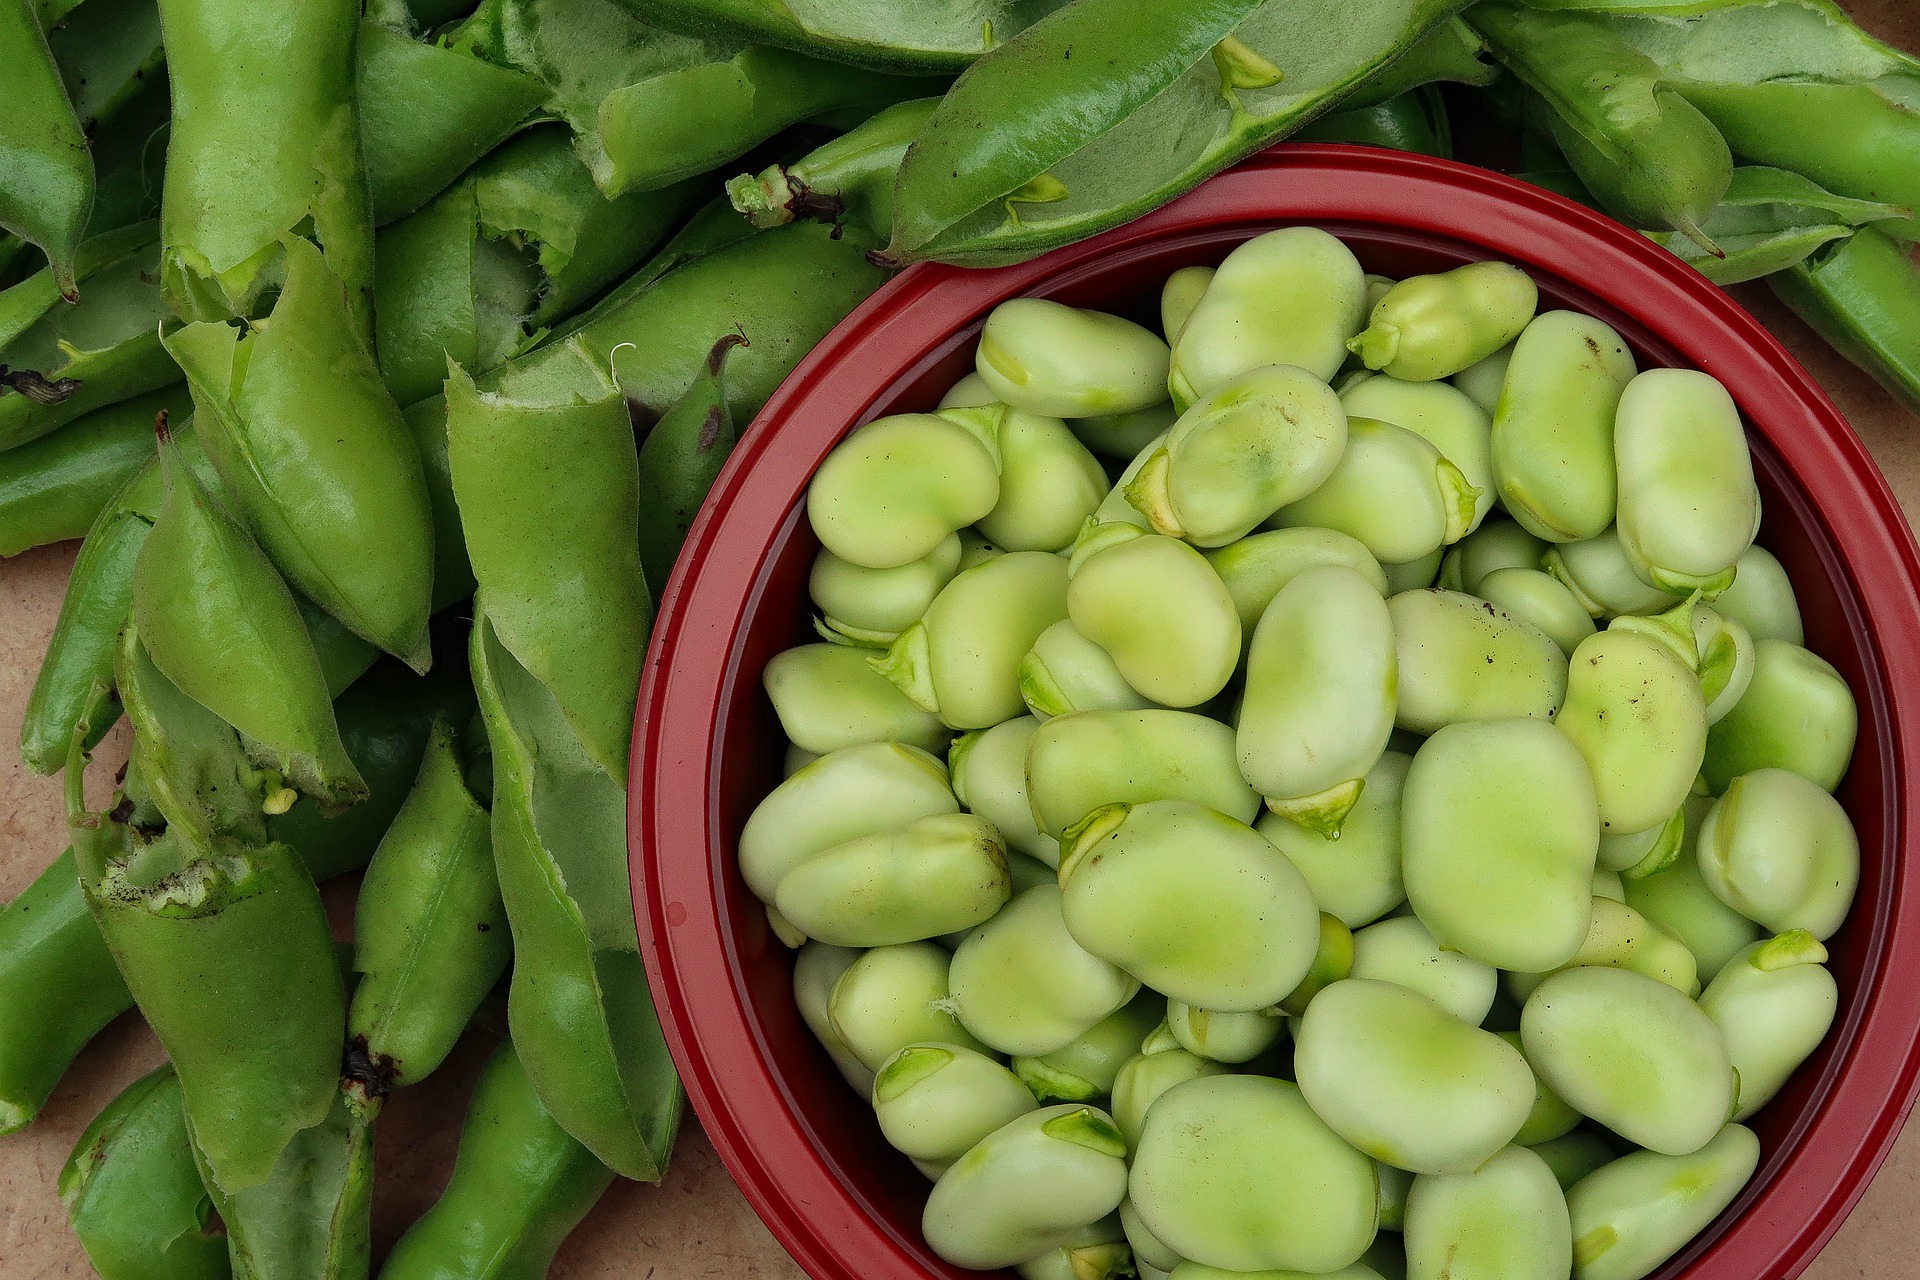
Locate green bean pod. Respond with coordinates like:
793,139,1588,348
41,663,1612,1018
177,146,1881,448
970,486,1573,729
1404,1146,1571,1280
1066,528,1238,709
1491,310,1636,543
1388,587,1567,733
1297,89,1452,158
1702,638,1856,794
1351,914,1497,1025
1771,222,1920,412
1239,564,1397,835
1341,373,1496,532
1566,1125,1759,1280
809,408,1003,569
874,1042,1038,1165
949,884,1140,1057
1646,166,1910,287
923,1104,1130,1271
1273,417,1478,566
1059,800,1319,1012
133,418,364,804
59,1065,228,1280
1697,767,1859,940
1206,526,1389,649
157,0,373,334
794,941,875,1093
0,848,131,1134
1170,227,1368,402
1258,752,1411,929
1521,967,1734,1157
876,549,1071,730
471,613,681,1180
635,332,746,598
1130,1074,1379,1274
0,0,91,297
378,1038,616,1280
1403,718,1599,972
448,354,648,777
1505,897,1700,1005
829,941,989,1071
607,0,1061,74
1349,261,1538,383
1028,708,1259,842
811,534,962,648
729,97,942,241
763,643,951,757
195,1083,376,1280
1702,931,1838,1121
349,719,507,1089
0,384,188,557
166,237,436,668
1557,627,1707,837
1015,993,1166,1101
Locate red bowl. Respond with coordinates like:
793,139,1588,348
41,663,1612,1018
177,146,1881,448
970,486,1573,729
630,145,1920,1280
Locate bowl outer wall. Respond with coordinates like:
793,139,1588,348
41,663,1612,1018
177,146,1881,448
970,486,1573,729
630,144,1920,1280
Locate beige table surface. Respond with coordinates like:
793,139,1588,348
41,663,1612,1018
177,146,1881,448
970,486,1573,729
6,5,1920,1276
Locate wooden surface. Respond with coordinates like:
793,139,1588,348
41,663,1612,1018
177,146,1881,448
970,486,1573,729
5,3,1920,1275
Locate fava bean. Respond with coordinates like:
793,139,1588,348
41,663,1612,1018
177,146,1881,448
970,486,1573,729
831,942,990,1071
978,299,1171,419
1016,992,1166,1102
1383,547,1445,594
1342,373,1496,531
1624,810,1762,986
1597,804,1686,877
1297,979,1535,1175
811,534,963,647
1710,544,1804,645
1073,403,1179,462
775,813,1011,948
1403,1145,1572,1280
1206,527,1389,646
1239,564,1397,835
1109,1045,1226,1151
1404,719,1599,972
1497,1032,1582,1147
1121,1198,1183,1275
1160,266,1214,346
949,885,1140,1057
1477,567,1597,656
1169,227,1368,402
1273,417,1478,565
1130,1075,1378,1274
1350,914,1498,1025
1701,932,1838,1120
875,1043,1039,1166
808,408,1002,569
1349,262,1538,383
1613,369,1759,594
1067,528,1238,708
1027,708,1258,841
1521,967,1734,1157
949,717,1056,864
1506,898,1701,1005
923,1105,1130,1271
1440,516,1545,594
1697,767,1859,940
1258,752,1411,928
1702,639,1856,794
1451,342,1513,416
1531,1131,1615,1194
1491,311,1637,543
1692,604,1757,725
1566,1126,1759,1280
795,941,876,1093
1020,620,1157,721
1378,1162,1414,1233
1164,1002,1284,1065
1558,628,1708,836
980,409,1110,552
1018,1218,1134,1280
763,643,951,757
1389,587,1567,733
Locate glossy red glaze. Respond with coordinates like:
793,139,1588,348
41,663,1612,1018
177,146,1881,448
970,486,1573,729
631,145,1920,1280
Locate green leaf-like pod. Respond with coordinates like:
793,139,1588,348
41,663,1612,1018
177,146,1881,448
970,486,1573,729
763,642,952,757
0,385,192,559
1028,708,1258,842
1531,1131,1614,1195
448,353,649,777
1697,767,1860,940
1505,896,1701,1004
634,331,745,599
950,717,1056,865
1296,979,1535,1175
737,736,956,905
1273,417,1479,566
1557,628,1707,835
1350,914,1497,1025
776,813,1011,948
976,299,1171,419
1109,1044,1226,1152
133,419,364,804
1710,544,1803,646
1477,567,1597,657
1403,718,1599,972
166,237,436,669
1342,373,1497,533
59,1065,227,1280
1015,992,1165,1102
729,97,942,242
1127,365,1347,547
794,942,875,1093
1240,564,1398,834
1623,802,1761,986
875,1043,1039,1165
1066,529,1238,709
1404,1146,1572,1280
1257,752,1411,928
1701,931,1838,1120
1491,311,1636,543
923,1104,1129,1271
1542,526,1681,620
1019,619,1156,722
949,884,1140,1057
157,0,372,334
1059,800,1319,1012
1565,1125,1759,1280
1349,261,1539,383
1165,1002,1285,1065
1521,966,1734,1157
1770,224,1920,414
1703,638,1856,794
471,614,680,1180
1208,527,1390,650
1130,1075,1378,1273
1613,369,1760,594
349,718,509,1090
1388,587,1568,733
0,0,91,298
1450,341,1513,416
378,1038,616,1280
811,533,962,647
1645,165,1910,287
830,941,990,1072
1170,228,1368,405
808,409,1003,569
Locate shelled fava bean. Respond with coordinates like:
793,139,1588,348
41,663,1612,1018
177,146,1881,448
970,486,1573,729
753,227,1862,1280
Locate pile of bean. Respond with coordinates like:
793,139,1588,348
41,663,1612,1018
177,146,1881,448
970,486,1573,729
754,228,1863,1280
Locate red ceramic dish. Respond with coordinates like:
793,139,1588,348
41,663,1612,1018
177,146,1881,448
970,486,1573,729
630,145,1920,1280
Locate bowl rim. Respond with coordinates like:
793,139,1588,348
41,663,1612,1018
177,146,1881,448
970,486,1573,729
630,143,1920,1280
